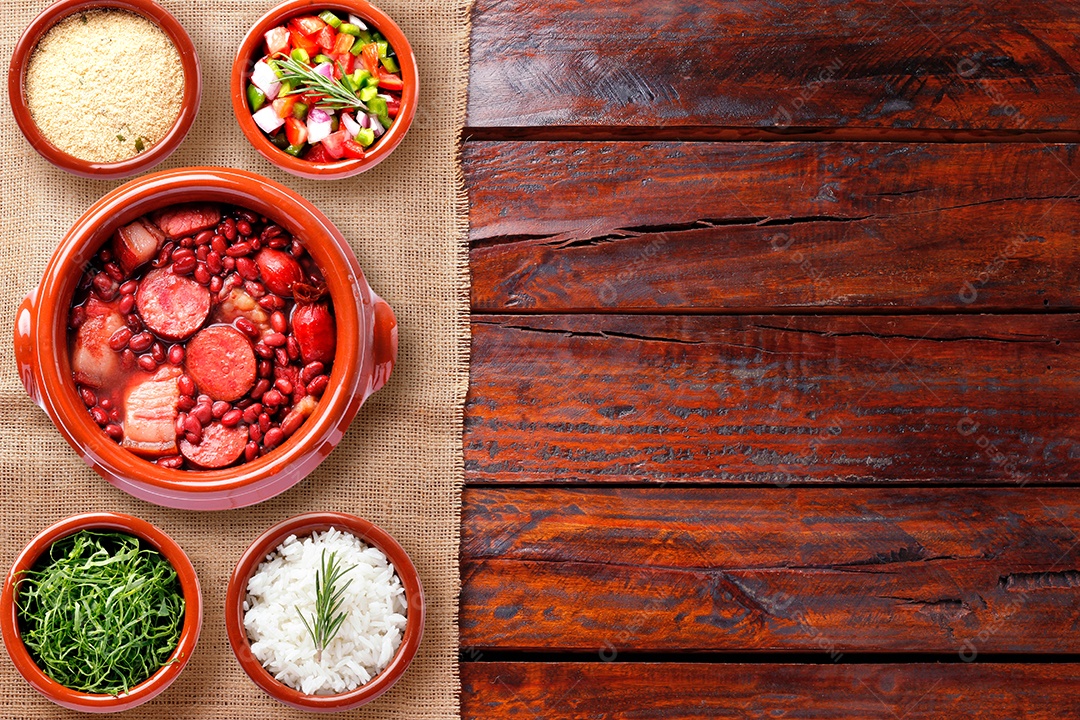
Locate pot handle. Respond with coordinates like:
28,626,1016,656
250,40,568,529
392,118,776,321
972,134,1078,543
14,288,43,408
364,291,397,401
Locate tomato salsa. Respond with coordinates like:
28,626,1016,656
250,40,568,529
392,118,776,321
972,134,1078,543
68,203,337,470
246,9,404,162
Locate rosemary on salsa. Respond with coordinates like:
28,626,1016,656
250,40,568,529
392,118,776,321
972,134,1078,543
15,530,185,695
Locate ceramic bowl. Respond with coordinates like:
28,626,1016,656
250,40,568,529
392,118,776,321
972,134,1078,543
0,512,202,713
225,512,424,712
231,0,418,180
8,0,201,179
14,167,398,510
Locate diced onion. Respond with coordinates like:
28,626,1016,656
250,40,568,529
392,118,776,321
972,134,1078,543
251,60,281,101
341,113,362,137
357,113,371,129
307,116,333,143
368,113,385,137
313,62,334,79
253,106,285,133
348,14,368,30
308,107,332,125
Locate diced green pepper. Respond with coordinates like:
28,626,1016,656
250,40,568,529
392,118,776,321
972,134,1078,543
330,115,340,131
355,127,375,147
375,41,388,58
292,101,309,119
380,56,400,73
247,83,267,111
268,59,283,78
359,85,378,102
362,74,379,88
280,79,296,94
350,70,371,87
285,143,306,157
134,137,145,153
341,72,358,94
339,22,362,36
318,10,342,28
349,31,373,53
367,96,388,116
271,132,289,149
314,53,334,65
291,48,310,65
372,31,384,42
378,114,392,131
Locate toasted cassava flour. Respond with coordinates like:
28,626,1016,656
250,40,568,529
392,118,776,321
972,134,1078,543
25,9,184,163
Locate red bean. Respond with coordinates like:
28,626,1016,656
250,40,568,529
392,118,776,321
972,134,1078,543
206,251,223,274
100,422,123,441
258,412,271,432
180,236,196,249
307,375,329,397
235,257,258,281
250,237,262,251
211,235,228,254
105,261,124,282
185,431,201,445
270,311,287,334
237,220,253,236
225,242,252,258
69,306,87,329
254,342,273,359
194,263,212,285
109,408,121,422
262,389,283,407
137,354,157,372
158,455,184,469
121,348,136,369
79,387,97,407
118,294,135,315
261,223,283,240
235,318,259,337
274,348,289,367
258,359,273,378
223,218,237,240
173,255,197,275
192,404,213,425
300,361,324,384
168,345,185,365
267,236,289,249
99,398,112,411
184,414,203,435
178,395,196,412
92,273,115,300
263,427,284,450
242,403,263,424
286,336,301,362
212,400,230,418
152,245,172,269
209,276,223,293
281,411,304,437
119,279,138,295
151,342,167,364
243,281,266,298
244,441,259,461
195,230,214,245
90,407,108,426
175,413,187,436
290,240,305,258
248,424,262,442
275,378,294,395
195,245,210,262
99,248,113,262
251,378,270,400
263,332,286,347
178,375,196,396
128,332,153,353
257,294,285,311
221,409,243,427
125,313,143,332
108,327,133,351
223,256,236,272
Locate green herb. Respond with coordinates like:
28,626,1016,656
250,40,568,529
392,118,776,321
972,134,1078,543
116,134,125,142
134,137,145,153
271,53,369,112
80,14,88,24
296,550,354,661
15,530,184,695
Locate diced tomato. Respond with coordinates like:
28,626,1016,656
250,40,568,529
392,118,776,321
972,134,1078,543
289,15,326,37
361,43,380,76
264,26,290,56
300,91,327,106
331,32,355,56
342,138,366,160
304,143,333,163
385,94,401,118
285,117,308,146
320,130,348,159
314,26,336,51
376,68,404,91
330,53,353,77
272,95,296,119
290,30,318,56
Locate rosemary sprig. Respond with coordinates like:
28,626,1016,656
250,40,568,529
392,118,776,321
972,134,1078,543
296,549,355,661
270,53,369,112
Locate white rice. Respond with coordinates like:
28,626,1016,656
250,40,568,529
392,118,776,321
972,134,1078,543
243,527,408,695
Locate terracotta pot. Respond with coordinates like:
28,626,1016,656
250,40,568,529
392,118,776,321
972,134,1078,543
225,512,424,712
0,512,202,713
231,0,418,180
14,167,398,510
8,0,201,179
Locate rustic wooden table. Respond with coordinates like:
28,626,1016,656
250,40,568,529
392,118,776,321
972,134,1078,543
457,1,1080,716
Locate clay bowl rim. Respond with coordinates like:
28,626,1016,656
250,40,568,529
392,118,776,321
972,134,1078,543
25,166,376,498
8,0,202,179
225,511,425,712
230,0,419,180
0,511,203,712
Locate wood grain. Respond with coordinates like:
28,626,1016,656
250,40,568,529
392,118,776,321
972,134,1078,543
467,314,1080,485
467,141,1080,312
468,0,1080,133
462,662,1080,719
461,487,1080,652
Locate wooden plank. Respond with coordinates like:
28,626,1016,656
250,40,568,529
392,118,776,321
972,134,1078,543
468,0,1080,133
460,487,1080,652
467,141,1080,312
467,314,1080,485
462,662,1080,719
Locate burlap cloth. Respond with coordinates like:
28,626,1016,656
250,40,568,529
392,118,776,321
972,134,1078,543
0,1,470,717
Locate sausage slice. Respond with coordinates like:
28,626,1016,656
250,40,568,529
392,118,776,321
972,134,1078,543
179,422,248,469
135,268,211,341
184,325,257,402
